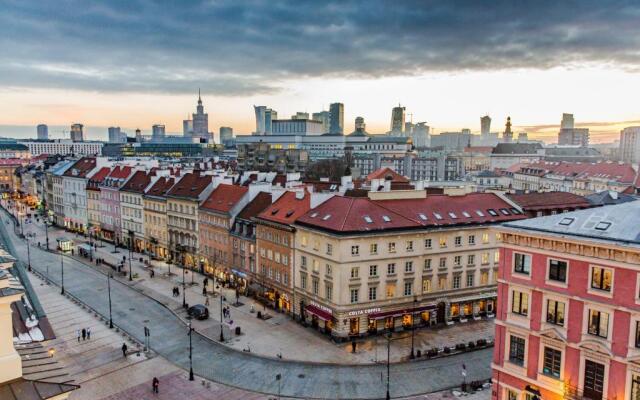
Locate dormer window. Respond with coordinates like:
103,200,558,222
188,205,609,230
382,215,391,222
322,214,331,220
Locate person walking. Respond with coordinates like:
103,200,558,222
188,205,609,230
76,329,81,343
152,377,159,394
202,286,207,296
205,295,210,307
121,343,128,358
86,327,91,340
81,328,86,341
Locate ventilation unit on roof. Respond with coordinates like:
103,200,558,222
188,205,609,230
322,214,331,221
382,215,391,222
364,216,373,223
559,217,574,226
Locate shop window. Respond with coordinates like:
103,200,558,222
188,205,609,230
384,317,393,330
588,309,609,338
450,303,460,317
349,318,359,335
543,347,562,378
590,267,612,292
402,314,413,328
514,253,531,275
508,335,526,366
546,300,565,326
549,259,567,282
512,291,529,316
631,374,640,400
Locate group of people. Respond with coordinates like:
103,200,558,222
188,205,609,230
76,327,91,342
172,286,181,297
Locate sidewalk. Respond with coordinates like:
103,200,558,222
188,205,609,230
12,201,495,364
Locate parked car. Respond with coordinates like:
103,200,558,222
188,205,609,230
188,304,209,320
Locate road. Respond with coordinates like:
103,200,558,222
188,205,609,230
0,209,492,399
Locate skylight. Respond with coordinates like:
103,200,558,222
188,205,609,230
364,216,373,223
433,212,443,220
500,209,511,215
510,208,522,215
418,213,428,221
559,217,574,226
448,212,457,219
595,221,611,231
310,212,318,218
476,210,485,217
487,209,498,216
382,215,391,222
462,211,471,218
271,209,279,215
285,210,294,217
322,214,332,221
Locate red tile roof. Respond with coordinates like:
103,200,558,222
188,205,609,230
237,192,273,220
297,192,526,234
258,190,311,225
0,158,24,166
200,184,248,213
63,157,96,177
107,165,133,179
166,172,212,199
516,161,638,183
366,167,410,183
121,170,153,193
145,176,175,198
86,166,111,190
507,192,592,210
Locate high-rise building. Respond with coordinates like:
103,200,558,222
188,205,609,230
312,111,331,133
561,112,575,129
70,123,84,142
480,115,491,137
329,102,344,135
219,126,233,143
620,126,640,164
291,112,309,120
390,105,405,134
558,128,589,147
191,90,210,140
517,131,528,142
254,105,266,135
152,124,165,140
411,122,430,148
404,122,414,135
265,108,277,135
354,116,366,131
36,124,48,140
183,118,193,137
502,117,513,143
135,128,142,142
108,127,125,143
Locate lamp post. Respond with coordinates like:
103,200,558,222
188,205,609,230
188,320,194,381
128,230,133,281
386,330,391,400
44,219,50,251
25,233,32,272
217,284,224,342
107,272,113,329
410,295,417,359
60,251,65,295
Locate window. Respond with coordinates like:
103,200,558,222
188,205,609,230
326,283,333,300
301,236,308,247
481,271,489,285
512,291,529,316
509,335,526,366
312,278,319,295
468,235,475,245
350,289,359,303
543,347,562,378
424,238,432,249
300,256,307,268
369,265,378,277
482,233,489,243
406,241,413,251
588,309,609,338
439,236,447,248
452,275,461,289
439,257,446,269
326,264,332,276
326,243,332,255
405,261,413,273
350,267,359,279
514,253,531,275
495,251,500,263
351,245,360,256
388,242,396,253
506,389,519,400
423,278,432,293
301,274,307,290
454,256,462,266
548,259,567,283
636,322,640,348
468,255,475,265
387,263,396,275
546,300,565,326
466,274,474,287
404,282,413,296
386,283,396,298
454,236,462,246
591,267,612,292
584,360,605,400
482,252,489,264
424,259,432,270
438,277,447,290
370,243,378,254
368,286,377,301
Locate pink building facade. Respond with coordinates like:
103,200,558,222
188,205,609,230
492,201,640,400
99,166,133,244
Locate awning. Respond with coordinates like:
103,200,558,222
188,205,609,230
305,305,333,321
231,269,247,278
450,292,497,304
369,304,436,320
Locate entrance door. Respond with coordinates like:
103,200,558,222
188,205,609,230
583,360,605,400
437,302,446,323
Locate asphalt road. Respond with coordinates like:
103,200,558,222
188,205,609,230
0,211,492,399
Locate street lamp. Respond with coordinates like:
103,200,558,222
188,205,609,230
216,284,224,342
410,295,417,359
188,320,194,381
60,251,65,295
128,230,133,281
44,219,50,251
386,330,392,400
107,272,113,329
25,233,32,272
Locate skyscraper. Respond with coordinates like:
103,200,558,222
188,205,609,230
108,127,122,143
183,118,193,137
354,116,366,131
390,105,405,134
265,108,277,135
620,126,640,164
135,128,142,142
312,111,331,133
503,117,513,143
191,90,210,140
254,105,266,135
70,123,84,142
36,124,48,140
558,113,588,147
480,115,491,137
219,126,233,143
561,113,575,129
411,122,430,148
291,112,309,120
329,102,344,135
152,124,166,140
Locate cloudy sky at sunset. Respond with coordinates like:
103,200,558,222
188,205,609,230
1,1,639,142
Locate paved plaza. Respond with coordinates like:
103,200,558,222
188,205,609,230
1,204,494,399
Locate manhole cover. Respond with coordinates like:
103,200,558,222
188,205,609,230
298,374,305,379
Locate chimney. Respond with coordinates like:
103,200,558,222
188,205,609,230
295,190,305,200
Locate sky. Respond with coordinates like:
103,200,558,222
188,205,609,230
1,0,640,143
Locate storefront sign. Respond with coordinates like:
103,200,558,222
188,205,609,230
347,307,381,317
310,301,333,315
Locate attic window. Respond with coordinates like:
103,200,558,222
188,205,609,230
310,212,318,218
595,221,611,231
487,209,498,216
285,210,295,218
462,211,471,218
448,212,458,219
500,209,511,215
271,209,279,215
559,217,574,226
322,214,332,221
433,212,443,220
476,210,485,217
382,215,391,222
510,208,522,215
364,216,373,223
418,213,427,221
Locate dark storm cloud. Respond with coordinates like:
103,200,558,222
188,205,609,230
1,0,639,95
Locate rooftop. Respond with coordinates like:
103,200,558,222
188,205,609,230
120,170,153,193
507,191,592,211
585,190,638,206
297,192,525,234
200,184,248,214
502,201,640,248
166,172,212,199
144,176,176,198
515,160,638,183
62,157,96,178
0,378,79,400
258,190,311,225
236,191,273,221
366,167,410,183
492,143,543,155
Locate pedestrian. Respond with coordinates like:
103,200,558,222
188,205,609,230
121,343,128,357
202,286,207,296
87,327,91,340
205,295,210,306
76,329,81,342
203,277,208,287
81,328,86,341
175,287,180,297
152,377,159,394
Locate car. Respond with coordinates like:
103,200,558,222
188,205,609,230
187,304,209,320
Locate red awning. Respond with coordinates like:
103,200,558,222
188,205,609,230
369,304,436,320
305,305,333,321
